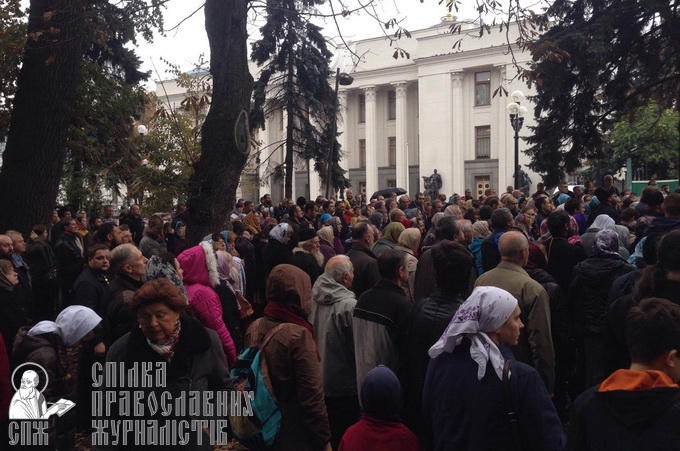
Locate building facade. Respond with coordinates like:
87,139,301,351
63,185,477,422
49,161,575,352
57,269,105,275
155,19,539,203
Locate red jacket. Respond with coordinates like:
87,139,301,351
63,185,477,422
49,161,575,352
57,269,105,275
339,414,419,451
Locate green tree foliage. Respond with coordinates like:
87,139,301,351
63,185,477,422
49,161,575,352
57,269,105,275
0,0,164,233
0,0,26,140
610,102,679,180
131,63,211,213
251,0,348,199
524,0,680,187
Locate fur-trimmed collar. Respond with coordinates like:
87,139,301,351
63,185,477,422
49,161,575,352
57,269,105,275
199,241,220,287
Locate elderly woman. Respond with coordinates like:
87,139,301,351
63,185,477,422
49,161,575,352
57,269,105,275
98,279,231,450
569,229,635,389
394,228,421,301
245,264,331,451
372,222,405,258
317,226,337,266
263,223,294,278
13,305,102,448
423,286,565,450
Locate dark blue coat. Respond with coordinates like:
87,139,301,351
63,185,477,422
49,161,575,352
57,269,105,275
423,340,565,451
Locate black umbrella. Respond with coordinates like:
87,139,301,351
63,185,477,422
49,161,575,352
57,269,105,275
370,187,407,200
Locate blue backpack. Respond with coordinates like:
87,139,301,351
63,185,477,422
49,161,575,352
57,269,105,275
229,322,287,449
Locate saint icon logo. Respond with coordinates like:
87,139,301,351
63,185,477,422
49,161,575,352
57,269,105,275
9,362,75,420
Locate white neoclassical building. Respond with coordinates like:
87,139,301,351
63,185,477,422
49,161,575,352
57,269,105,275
155,18,540,203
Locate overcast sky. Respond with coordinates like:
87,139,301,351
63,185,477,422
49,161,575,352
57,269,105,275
134,0,491,86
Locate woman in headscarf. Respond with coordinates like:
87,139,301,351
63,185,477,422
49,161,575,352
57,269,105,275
338,366,419,451
325,217,346,256
317,226,336,266
243,210,262,236
372,222,405,258
99,279,231,450
13,305,102,449
145,251,188,302
569,229,635,390
444,204,463,218
394,228,421,301
263,223,294,278
581,214,613,254
244,265,331,451
423,286,565,450
213,250,245,353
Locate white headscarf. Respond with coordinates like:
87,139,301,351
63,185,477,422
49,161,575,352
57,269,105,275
429,286,518,381
269,223,290,244
590,214,615,231
29,305,101,347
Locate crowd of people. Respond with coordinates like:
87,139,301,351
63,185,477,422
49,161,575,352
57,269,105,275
1,178,679,450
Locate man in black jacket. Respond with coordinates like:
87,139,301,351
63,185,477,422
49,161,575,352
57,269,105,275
345,221,379,298
353,249,412,390
413,216,467,300
71,244,110,310
119,203,145,245
404,240,474,441
99,243,147,345
53,218,85,305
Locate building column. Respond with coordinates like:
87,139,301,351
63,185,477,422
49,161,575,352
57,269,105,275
364,86,378,198
392,81,409,190
495,64,509,190
450,72,465,195
256,129,270,201
337,90,349,195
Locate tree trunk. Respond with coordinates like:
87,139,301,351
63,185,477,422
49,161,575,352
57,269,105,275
0,0,86,233
284,43,296,200
184,0,253,246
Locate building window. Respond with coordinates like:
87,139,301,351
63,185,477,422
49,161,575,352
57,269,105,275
475,71,491,106
387,90,396,120
475,126,491,159
387,179,396,188
358,94,366,123
279,108,284,130
388,136,397,166
359,139,366,168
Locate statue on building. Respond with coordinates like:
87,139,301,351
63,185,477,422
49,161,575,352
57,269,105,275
423,169,442,199
515,166,532,197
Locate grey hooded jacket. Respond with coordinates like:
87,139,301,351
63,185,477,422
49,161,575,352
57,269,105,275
310,271,358,397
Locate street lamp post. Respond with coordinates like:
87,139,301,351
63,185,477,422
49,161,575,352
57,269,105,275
326,68,353,199
506,90,528,190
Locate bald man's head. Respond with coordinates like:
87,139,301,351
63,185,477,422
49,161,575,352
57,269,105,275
325,255,354,289
499,231,529,267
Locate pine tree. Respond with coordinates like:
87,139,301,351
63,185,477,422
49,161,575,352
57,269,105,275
251,0,347,199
